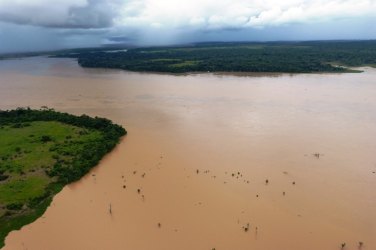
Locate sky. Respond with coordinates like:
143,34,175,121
0,0,376,53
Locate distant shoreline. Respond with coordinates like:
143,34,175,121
52,41,376,74
1,40,375,74
0,55,367,76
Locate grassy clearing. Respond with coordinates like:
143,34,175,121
0,177,49,204
150,58,181,62
169,60,200,68
0,109,126,247
0,121,101,174
143,45,265,53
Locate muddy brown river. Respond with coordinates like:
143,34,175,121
0,57,375,250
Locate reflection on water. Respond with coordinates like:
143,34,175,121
1,57,376,250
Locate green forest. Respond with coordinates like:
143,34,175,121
0,108,126,247
52,40,376,73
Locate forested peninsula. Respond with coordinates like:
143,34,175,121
0,108,126,247
52,40,376,73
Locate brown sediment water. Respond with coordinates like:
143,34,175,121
1,57,376,250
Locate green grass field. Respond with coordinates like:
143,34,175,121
0,109,126,247
0,121,101,208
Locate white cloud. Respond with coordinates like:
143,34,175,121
115,0,376,30
0,0,375,30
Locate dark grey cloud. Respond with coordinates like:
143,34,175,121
62,0,123,28
0,22,107,53
0,22,62,53
0,0,123,28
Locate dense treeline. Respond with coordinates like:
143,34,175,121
52,40,376,73
0,108,126,184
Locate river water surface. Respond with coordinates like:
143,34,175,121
0,57,376,250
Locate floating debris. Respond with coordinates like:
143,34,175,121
313,153,321,159
243,223,250,232
359,241,364,248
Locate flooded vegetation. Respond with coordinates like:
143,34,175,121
0,57,375,249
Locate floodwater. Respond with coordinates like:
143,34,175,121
1,57,376,250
